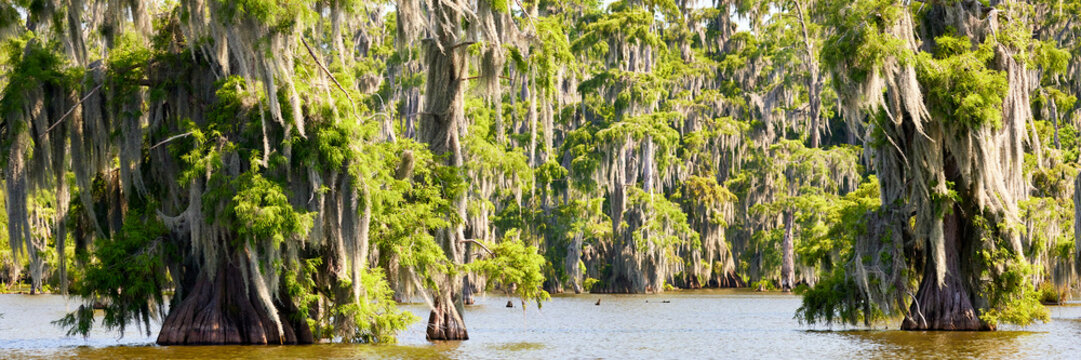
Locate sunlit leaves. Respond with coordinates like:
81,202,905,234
232,171,315,249
469,233,551,309
212,0,315,31
918,34,1008,130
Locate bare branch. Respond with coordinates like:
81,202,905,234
459,239,494,256
44,83,103,135
450,41,477,51
149,132,195,151
301,37,359,116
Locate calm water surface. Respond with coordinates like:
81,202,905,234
2,289,1080,359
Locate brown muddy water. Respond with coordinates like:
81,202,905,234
2,289,1080,359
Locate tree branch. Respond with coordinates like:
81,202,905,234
450,41,477,51
44,83,103,135
462,75,512,81
149,132,195,151
301,37,359,115
514,0,539,35
459,239,494,256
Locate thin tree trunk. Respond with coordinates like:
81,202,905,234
528,72,538,166
780,210,795,292
1051,96,1060,149
55,168,69,294
794,0,822,148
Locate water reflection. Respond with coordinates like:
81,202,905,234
842,330,1034,359
65,344,453,360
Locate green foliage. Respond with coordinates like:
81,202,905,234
178,76,257,185
536,160,568,188
979,278,1050,328
733,140,863,283
6,0,1077,342
626,187,699,251
975,216,1051,328
561,125,603,193
1020,196,1074,265
107,32,152,105
230,170,315,250
0,35,73,106
583,277,601,292
334,267,418,344
56,209,172,337
571,3,665,57
683,175,736,224
370,141,457,287
532,17,576,95
819,0,905,84
796,266,881,326
1036,282,1064,305
470,231,552,309
1033,39,1070,80
213,0,313,30
918,33,1008,130
283,257,320,324
596,112,682,168
797,177,881,270
178,77,315,253
752,279,777,291
543,197,611,285
794,177,884,326
1031,117,1081,168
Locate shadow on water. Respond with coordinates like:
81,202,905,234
62,343,459,360
835,329,1035,359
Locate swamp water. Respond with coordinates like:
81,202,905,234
2,289,1080,359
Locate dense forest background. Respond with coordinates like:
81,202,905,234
0,0,1079,343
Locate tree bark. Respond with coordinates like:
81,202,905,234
715,270,746,288
793,0,822,148
528,73,538,166
901,203,987,331
1050,95,1060,149
426,290,469,340
157,258,314,345
780,210,795,292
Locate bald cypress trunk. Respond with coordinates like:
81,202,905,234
158,254,314,345
419,0,470,341
902,202,985,330
1075,171,1081,263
